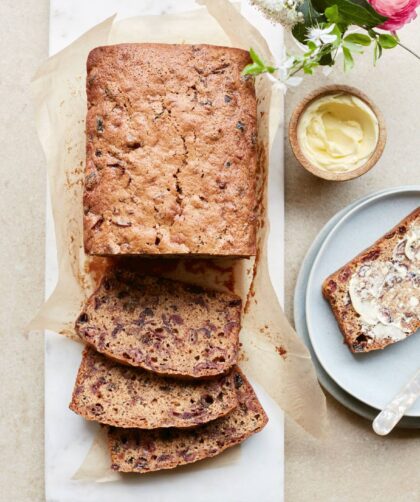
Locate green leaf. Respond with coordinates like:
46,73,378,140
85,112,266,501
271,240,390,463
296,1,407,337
378,34,398,49
373,41,383,64
311,0,328,10
241,63,264,76
325,5,339,22
330,24,343,45
344,33,371,46
318,0,387,28
325,4,348,29
249,47,265,66
343,41,365,53
292,24,307,44
318,52,334,66
265,65,277,74
307,40,318,51
343,46,355,71
243,50,277,76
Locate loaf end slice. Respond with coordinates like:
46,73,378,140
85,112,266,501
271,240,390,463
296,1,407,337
69,348,238,429
107,368,268,473
323,207,420,353
75,269,241,378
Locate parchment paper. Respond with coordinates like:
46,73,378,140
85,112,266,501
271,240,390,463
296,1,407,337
30,0,327,480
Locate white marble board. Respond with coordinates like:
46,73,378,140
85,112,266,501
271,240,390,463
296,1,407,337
46,1,285,500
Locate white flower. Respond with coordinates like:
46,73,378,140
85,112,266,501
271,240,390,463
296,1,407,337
306,24,337,46
275,56,303,87
251,0,304,29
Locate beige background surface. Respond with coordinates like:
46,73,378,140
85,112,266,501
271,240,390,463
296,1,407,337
0,0,419,500
284,23,420,502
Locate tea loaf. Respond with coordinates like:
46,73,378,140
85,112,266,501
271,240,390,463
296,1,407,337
69,348,238,429
84,43,257,257
76,269,241,378
108,369,268,473
323,207,420,353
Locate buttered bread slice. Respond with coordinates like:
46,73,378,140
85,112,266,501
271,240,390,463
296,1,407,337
323,207,420,352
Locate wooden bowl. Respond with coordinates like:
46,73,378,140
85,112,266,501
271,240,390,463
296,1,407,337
289,85,387,181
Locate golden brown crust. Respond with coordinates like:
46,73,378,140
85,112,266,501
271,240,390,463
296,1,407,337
322,207,420,353
84,43,257,257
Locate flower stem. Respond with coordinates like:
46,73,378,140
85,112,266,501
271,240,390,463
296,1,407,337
290,64,304,77
397,40,420,60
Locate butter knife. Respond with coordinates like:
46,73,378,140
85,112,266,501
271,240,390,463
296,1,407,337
373,368,420,435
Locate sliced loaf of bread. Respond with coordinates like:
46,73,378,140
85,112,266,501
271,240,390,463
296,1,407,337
69,348,238,429
75,269,241,378
107,369,268,473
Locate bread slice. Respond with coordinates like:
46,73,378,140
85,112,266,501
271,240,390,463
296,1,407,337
323,207,420,353
75,269,241,378
107,369,268,473
69,348,238,429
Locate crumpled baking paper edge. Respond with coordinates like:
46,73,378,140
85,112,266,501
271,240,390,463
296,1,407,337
29,0,327,483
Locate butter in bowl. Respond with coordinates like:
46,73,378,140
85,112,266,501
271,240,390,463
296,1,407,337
289,85,386,181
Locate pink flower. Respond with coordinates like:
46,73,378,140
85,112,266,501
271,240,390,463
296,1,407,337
369,0,420,31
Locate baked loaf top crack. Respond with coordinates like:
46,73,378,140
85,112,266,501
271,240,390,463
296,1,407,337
84,43,257,257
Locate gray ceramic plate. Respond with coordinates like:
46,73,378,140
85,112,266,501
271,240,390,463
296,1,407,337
295,186,420,427
306,187,420,416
